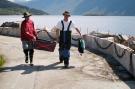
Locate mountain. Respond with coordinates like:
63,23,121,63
0,0,48,15
73,0,135,16
17,0,135,16
19,0,83,15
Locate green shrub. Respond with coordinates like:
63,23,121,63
0,55,5,67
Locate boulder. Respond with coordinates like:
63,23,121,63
0,22,20,28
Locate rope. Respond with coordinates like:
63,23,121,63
114,44,126,58
94,37,113,49
94,37,133,72
37,30,56,40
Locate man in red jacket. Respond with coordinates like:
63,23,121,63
21,12,37,66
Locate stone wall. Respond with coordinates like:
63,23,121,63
0,27,20,37
83,35,135,77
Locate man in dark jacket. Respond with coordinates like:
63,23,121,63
21,12,37,66
56,11,81,68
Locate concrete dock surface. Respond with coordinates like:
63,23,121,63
0,35,135,89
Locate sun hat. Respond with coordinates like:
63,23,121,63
62,11,71,16
22,12,32,18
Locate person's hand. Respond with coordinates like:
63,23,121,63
32,36,36,41
82,34,87,39
36,36,38,40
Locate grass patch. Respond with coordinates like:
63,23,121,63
0,55,5,67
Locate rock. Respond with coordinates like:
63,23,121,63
89,31,114,38
0,22,20,28
127,37,135,51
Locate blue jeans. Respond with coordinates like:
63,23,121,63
59,48,70,66
59,48,70,58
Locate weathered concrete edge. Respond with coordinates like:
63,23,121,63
82,35,135,77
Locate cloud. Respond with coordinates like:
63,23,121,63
8,0,32,2
8,0,15,2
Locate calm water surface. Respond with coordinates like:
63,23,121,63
0,15,135,35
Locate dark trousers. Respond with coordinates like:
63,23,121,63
59,56,69,66
59,48,70,66
23,49,34,63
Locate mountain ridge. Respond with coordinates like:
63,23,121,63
0,0,48,15
18,0,135,16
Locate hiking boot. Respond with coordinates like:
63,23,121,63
30,58,33,66
64,64,69,68
30,63,34,66
60,60,63,63
59,56,63,63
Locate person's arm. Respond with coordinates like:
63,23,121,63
71,22,81,36
20,22,23,38
56,28,60,42
32,22,38,40
33,27,37,37
75,27,81,36
55,21,61,42
24,22,37,40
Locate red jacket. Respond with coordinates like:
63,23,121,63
21,19,37,41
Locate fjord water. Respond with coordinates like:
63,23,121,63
0,15,135,35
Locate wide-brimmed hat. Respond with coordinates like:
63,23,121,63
22,12,32,18
62,11,71,16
